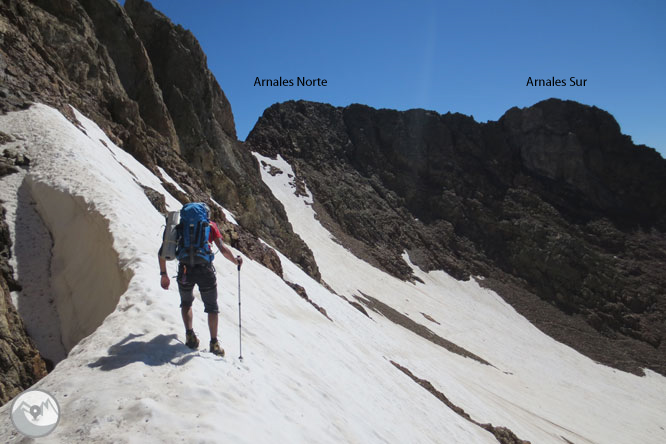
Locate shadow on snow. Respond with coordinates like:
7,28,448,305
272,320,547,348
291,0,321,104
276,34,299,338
88,333,197,370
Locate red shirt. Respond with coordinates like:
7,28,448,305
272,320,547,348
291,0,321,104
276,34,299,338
208,221,222,243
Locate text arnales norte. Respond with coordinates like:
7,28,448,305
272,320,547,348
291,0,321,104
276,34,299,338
254,76,327,86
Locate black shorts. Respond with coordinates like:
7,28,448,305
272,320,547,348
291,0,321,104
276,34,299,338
177,262,219,313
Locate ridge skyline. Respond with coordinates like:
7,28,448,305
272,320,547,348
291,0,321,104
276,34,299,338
118,0,666,158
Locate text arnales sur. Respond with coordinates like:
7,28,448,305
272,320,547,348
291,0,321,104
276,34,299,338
526,77,587,86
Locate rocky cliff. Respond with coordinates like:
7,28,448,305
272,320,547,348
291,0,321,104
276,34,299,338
123,0,318,278
0,152,47,405
0,0,317,277
0,0,318,402
247,99,666,376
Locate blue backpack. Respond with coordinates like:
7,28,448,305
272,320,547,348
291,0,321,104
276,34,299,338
176,203,214,266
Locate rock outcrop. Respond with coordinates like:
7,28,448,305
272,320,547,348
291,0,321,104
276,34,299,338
124,0,235,165
0,0,318,282
0,153,47,405
0,0,319,402
124,0,319,280
77,0,179,153
0,0,165,163
247,99,666,376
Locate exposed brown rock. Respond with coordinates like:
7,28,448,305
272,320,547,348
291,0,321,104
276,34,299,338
359,292,492,366
285,281,331,321
141,186,167,214
0,132,12,145
0,0,319,284
124,0,320,282
77,0,179,153
225,222,284,278
421,312,440,325
124,0,235,164
391,361,530,444
0,148,47,405
0,204,48,405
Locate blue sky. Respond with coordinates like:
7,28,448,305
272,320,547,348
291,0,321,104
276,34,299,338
124,0,665,157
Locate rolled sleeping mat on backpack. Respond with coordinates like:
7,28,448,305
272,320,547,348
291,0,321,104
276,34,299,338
160,211,180,261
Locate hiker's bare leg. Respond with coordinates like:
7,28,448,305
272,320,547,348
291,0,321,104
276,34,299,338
182,306,193,330
208,313,218,340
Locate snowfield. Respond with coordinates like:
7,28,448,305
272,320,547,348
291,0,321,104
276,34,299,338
0,104,665,443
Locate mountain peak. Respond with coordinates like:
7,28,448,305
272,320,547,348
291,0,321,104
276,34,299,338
1,1,665,443
247,97,666,377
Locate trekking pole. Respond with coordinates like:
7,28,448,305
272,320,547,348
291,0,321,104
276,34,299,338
237,256,243,361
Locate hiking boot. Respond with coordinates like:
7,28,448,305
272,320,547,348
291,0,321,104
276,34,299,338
185,329,199,349
210,339,225,357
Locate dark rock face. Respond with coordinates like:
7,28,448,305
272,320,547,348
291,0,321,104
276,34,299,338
0,248,48,405
501,100,666,229
141,186,167,214
247,99,666,376
0,0,175,166
0,0,320,403
1,156,48,404
124,0,319,280
124,0,234,165
77,0,179,153
0,0,318,279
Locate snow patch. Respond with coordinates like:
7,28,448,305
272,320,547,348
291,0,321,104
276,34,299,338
210,198,238,225
1,169,66,363
255,148,666,444
254,153,314,205
28,177,132,352
156,166,186,196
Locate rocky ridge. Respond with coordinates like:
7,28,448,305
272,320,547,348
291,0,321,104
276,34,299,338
123,0,318,279
0,0,318,278
246,99,666,376
0,0,318,402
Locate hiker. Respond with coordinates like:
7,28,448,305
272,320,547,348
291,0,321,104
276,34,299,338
158,202,242,356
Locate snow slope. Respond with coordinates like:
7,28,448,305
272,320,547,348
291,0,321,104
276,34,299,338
0,104,664,444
